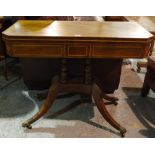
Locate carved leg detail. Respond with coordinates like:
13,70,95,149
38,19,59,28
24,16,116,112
92,83,126,137
22,76,59,129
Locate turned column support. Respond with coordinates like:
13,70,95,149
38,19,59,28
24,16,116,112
85,59,92,85
60,58,67,84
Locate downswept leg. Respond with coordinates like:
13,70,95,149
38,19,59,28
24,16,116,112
92,83,126,137
22,76,59,129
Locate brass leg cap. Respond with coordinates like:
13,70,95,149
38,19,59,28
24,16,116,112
113,102,118,106
22,122,32,129
120,127,127,137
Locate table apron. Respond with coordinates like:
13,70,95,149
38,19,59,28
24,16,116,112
4,40,152,58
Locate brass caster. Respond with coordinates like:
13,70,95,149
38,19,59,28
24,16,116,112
113,102,118,106
22,122,32,129
120,127,127,137
114,97,119,101
137,68,140,73
121,132,125,137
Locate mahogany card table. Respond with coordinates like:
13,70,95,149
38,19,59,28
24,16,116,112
2,20,154,137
